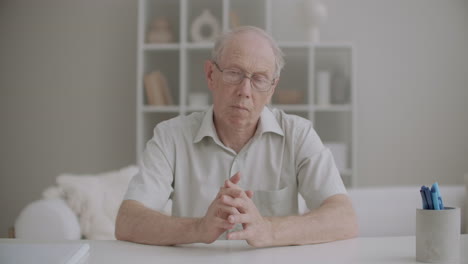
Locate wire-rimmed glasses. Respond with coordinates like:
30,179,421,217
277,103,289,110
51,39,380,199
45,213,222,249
212,61,275,92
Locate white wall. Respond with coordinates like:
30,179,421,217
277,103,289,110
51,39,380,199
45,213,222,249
0,0,137,237
316,0,468,186
0,0,467,237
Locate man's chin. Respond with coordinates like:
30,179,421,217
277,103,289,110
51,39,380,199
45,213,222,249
227,115,252,127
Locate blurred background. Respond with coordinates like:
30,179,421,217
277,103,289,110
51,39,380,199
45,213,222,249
0,0,467,238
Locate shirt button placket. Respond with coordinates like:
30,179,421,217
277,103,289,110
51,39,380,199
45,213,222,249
229,156,240,178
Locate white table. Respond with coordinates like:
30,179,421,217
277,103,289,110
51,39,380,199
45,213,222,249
1,235,467,264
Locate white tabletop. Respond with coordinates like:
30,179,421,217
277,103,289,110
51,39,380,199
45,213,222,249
1,235,467,264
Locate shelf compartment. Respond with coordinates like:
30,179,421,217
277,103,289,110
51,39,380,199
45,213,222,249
143,50,180,106
314,111,352,176
143,0,180,44
186,49,212,106
273,47,309,105
186,0,223,43
314,46,352,105
228,0,266,30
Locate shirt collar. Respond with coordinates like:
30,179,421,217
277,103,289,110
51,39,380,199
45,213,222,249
257,106,284,137
193,106,218,143
193,105,284,143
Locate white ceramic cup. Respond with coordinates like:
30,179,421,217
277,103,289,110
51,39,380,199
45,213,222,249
416,207,460,263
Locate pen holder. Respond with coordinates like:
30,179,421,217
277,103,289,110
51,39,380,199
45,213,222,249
416,207,460,263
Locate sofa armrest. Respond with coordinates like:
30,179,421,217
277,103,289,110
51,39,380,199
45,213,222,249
15,199,81,240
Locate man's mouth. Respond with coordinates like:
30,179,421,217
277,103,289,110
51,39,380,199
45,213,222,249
232,105,249,111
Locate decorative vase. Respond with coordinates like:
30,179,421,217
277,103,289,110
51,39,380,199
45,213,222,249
303,0,328,42
190,9,221,43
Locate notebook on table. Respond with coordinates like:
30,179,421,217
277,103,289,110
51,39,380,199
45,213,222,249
0,242,90,264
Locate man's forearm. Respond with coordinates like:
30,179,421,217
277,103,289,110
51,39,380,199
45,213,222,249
267,194,358,246
115,200,202,246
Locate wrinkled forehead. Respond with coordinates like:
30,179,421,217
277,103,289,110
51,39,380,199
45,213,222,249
219,32,276,74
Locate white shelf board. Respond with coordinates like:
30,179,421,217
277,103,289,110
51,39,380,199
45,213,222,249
271,104,310,112
277,42,353,49
143,43,180,50
314,104,352,112
185,42,214,50
142,105,180,113
278,42,312,48
313,43,354,49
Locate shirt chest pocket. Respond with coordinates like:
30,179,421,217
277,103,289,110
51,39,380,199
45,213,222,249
252,185,298,217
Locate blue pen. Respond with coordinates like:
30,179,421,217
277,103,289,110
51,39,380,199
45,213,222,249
423,186,433,209
420,188,428,209
431,189,440,210
432,182,444,209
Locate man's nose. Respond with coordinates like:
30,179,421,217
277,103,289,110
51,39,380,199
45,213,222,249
236,77,253,98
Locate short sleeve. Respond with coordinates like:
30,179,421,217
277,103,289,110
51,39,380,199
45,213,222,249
123,124,174,211
295,124,346,210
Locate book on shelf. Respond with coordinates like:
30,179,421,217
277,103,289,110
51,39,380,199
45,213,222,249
144,71,173,106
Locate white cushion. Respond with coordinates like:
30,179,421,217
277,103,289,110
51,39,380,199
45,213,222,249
15,199,81,240
54,165,137,240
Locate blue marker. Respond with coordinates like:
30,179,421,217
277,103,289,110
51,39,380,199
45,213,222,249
423,186,433,209
431,182,444,209
420,188,428,209
431,188,440,210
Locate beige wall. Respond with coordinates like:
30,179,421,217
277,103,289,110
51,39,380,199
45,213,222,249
0,0,467,238
0,0,137,237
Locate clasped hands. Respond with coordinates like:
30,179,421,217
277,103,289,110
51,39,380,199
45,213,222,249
198,172,274,247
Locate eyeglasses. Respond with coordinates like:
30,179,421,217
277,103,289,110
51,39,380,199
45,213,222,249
212,61,275,92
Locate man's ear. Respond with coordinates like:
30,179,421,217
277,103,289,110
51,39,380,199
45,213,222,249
270,77,279,95
266,78,279,104
204,60,215,91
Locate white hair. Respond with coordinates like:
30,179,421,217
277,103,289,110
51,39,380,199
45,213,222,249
211,26,285,78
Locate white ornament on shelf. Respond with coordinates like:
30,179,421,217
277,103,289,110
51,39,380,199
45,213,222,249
303,0,328,42
190,9,221,43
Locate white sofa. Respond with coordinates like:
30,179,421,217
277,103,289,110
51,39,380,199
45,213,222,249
15,184,467,240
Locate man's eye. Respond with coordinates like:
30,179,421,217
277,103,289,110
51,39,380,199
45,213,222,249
226,70,242,76
252,75,268,83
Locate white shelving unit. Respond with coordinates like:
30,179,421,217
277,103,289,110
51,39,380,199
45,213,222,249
137,0,357,187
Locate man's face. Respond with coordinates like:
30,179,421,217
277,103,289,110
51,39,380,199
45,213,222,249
205,32,278,129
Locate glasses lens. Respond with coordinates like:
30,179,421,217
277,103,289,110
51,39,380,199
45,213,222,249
220,66,273,92
223,70,243,84
251,76,271,91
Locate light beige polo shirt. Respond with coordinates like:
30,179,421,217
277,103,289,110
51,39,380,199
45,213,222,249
124,106,346,218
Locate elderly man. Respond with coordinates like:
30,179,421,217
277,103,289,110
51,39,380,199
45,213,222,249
116,26,358,247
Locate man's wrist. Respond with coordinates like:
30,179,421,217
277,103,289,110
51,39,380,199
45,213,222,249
193,217,207,243
264,217,277,247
